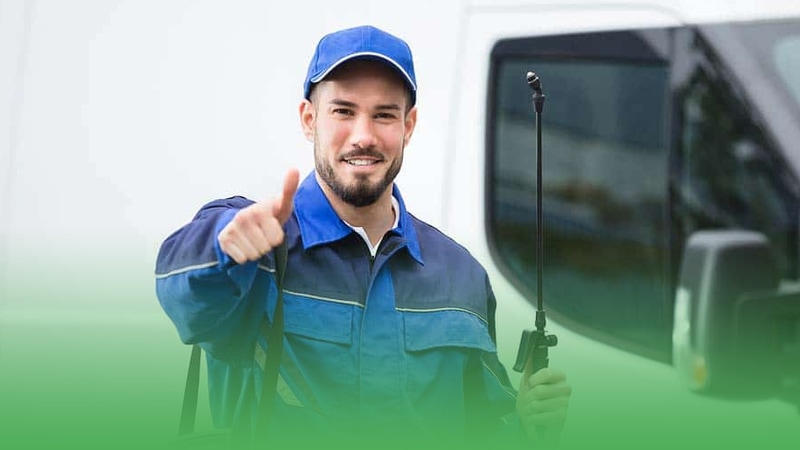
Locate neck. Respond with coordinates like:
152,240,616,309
316,174,396,246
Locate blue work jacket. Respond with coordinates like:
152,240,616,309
155,173,521,446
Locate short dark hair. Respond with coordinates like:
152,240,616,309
307,59,414,114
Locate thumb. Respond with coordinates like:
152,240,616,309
272,168,300,225
520,354,534,392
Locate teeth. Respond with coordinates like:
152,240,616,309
347,159,375,166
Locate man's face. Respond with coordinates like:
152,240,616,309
300,60,416,207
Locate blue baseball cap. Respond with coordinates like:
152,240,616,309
303,25,417,106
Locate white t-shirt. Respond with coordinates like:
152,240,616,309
343,196,400,257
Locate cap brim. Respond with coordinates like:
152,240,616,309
309,51,417,92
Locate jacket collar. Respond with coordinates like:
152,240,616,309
293,171,423,264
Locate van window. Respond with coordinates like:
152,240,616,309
487,31,672,359
774,37,800,112
488,23,800,362
674,24,800,280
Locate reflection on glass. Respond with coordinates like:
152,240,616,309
678,67,796,277
490,59,671,356
774,37,800,112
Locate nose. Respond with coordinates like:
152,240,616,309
350,115,378,150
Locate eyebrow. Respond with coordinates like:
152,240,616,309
329,98,402,111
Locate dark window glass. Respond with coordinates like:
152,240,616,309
488,57,672,358
675,58,798,279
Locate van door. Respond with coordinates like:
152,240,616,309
451,5,799,448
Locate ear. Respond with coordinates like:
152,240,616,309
403,106,418,147
299,99,315,142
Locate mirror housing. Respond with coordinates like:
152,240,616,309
672,230,780,396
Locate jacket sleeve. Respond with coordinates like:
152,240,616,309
471,349,528,445
464,277,528,445
155,196,266,359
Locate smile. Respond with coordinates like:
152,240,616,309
345,159,380,166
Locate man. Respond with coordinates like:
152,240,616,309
156,25,570,447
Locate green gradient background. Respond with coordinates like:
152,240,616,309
0,317,189,449
1,283,797,450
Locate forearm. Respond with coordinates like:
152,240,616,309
155,196,260,354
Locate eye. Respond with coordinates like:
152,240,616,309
332,108,354,116
375,112,398,120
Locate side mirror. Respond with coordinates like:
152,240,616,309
672,230,780,397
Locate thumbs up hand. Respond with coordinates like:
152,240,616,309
217,169,300,265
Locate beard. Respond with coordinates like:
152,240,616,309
315,141,403,207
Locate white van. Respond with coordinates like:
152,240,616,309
1,0,797,448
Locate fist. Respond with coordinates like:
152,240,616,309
217,169,300,264
516,366,572,443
